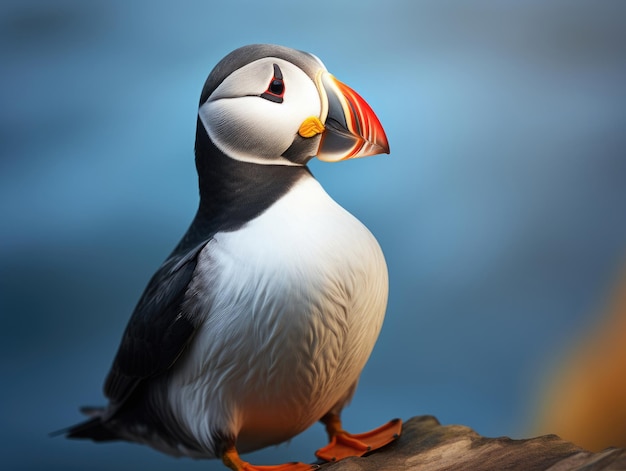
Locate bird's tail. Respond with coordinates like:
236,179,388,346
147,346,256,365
51,407,119,442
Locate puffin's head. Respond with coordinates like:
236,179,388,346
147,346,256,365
196,44,389,166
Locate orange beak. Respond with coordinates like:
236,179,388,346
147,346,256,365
315,72,390,162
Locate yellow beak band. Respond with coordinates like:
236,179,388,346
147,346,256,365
298,116,325,138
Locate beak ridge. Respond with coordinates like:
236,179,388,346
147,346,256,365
316,73,389,162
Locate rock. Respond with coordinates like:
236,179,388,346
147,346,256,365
320,416,626,470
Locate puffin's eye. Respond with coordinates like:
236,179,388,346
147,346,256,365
269,79,284,96
260,64,285,103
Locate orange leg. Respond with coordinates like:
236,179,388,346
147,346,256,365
315,413,402,462
222,445,317,471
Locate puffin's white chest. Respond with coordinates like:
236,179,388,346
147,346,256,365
167,175,388,454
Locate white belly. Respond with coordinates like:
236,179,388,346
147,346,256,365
166,175,388,455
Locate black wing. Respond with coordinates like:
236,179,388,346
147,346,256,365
103,241,208,407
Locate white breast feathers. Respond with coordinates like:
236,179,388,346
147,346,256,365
166,174,388,456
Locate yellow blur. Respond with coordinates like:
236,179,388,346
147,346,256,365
534,265,626,451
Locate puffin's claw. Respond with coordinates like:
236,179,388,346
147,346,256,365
315,418,402,462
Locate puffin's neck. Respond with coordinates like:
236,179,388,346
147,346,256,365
171,122,311,256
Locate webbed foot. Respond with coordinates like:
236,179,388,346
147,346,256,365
315,415,402,462
223,446,317,471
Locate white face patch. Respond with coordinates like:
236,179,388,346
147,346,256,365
198,57,322,166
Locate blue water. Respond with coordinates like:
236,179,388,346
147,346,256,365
2,1,626,469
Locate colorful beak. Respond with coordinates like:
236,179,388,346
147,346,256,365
315,72,390,162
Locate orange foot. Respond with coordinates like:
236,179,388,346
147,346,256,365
223,446,318,471
238,464,316,471
315,416,402,462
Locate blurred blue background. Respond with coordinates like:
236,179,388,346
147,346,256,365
1,1,626,469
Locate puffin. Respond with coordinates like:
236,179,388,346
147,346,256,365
63,44,401,471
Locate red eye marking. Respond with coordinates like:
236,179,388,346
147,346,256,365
260,64,285,103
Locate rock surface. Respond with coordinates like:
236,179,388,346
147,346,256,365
321,416,626,471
